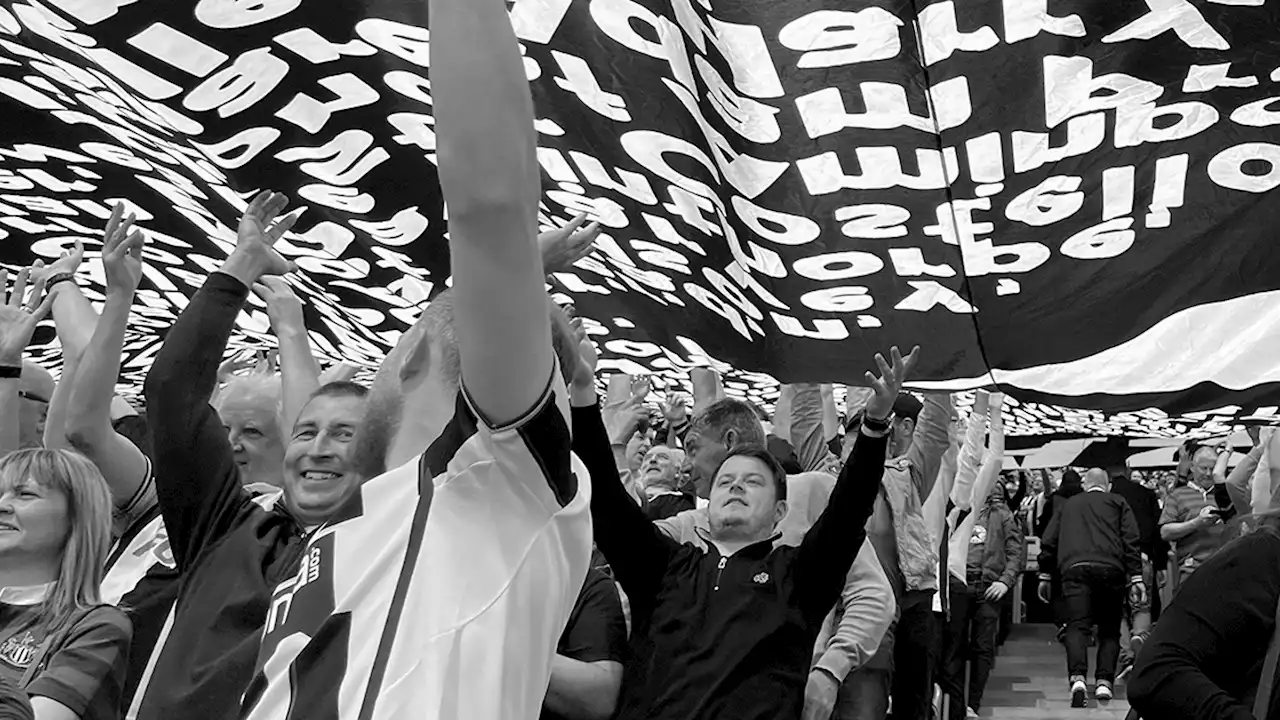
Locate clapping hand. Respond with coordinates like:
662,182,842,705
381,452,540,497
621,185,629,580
230,191,301,281
251,277,306,333
539,212,602,274
862,346,920,421
101,204,146,296
0,267,54,364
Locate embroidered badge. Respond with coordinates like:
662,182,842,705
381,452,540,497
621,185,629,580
0,632,37,669
970,525,987,545
753,572,769,584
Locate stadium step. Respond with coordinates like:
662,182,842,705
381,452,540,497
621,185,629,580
977,624,1132,719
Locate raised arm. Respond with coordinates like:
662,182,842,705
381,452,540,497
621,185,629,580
811,540,895,688
64,207,152,531
34,242,93,451
792,347,915,624
907,392,954,502
0,268,54,454
251,277,320,432
1225,442,1263,517
143,192,298,571
432,0,549,427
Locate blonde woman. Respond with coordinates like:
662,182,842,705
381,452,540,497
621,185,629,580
0,449,131,720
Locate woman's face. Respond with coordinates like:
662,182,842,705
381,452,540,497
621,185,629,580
0,477,69,560
221,402,285,488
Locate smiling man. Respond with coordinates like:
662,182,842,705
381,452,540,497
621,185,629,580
136,191,370,720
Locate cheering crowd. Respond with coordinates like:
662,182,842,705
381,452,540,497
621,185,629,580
0,0,1278,718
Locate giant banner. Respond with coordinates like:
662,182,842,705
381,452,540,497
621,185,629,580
0,0,1278,434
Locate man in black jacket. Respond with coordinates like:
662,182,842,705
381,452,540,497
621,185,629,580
589,346,917,720
1037,469,1145,708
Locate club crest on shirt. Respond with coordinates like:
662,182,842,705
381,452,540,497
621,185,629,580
970,525,987,545
753,572,769,584
0,632,38,670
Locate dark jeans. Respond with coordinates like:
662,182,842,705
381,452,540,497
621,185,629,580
1062,563,1126,682
890,597,937,720
940,576,1000,718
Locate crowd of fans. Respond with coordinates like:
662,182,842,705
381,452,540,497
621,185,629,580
0,0,1277,719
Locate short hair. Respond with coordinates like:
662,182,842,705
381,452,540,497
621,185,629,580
401,289,578,390
310,380,369,401
722,443,788,501
689,399,767,447
216,372,284,436
0,449,112,633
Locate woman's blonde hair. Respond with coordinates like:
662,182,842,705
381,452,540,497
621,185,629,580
0,449,112,632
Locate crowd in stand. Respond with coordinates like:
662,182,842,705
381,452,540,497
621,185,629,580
0,0,1278,719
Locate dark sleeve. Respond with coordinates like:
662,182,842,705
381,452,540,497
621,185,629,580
142,272,251,572
1039,504,1062,576
999,512,1025,587
0,674,31,720
572,403,678,616
558,569,629,665
1119,501,1143,578
27,607,132,719
792,428,889,625
1128,530,1280,720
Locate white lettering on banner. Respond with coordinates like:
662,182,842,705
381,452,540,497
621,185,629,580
551,51,629,121
1012,113,1105,174
731,195,819,246
13,5,182,100
538,148,577,183
718,212,787,279
590,0,666,59
274,28,376,64
630,240,691,274
1103,0,1228,51
19,168,94,193
275,130,389,186
684,282,753,339
795,77,971,137
723,262,788,310
42,0,138,25
297,184,376,213
195,0,300,28
670,0,783,98
888,248,957,278
1208,142,1280,193
277,220,355,256
793,251,883,281
771,313,849,341
703,267,763,323
800,287,874,314
1005,176,1084,227
1043,56,1163,129
0,7,16,34
895,281,977,314
387,113,436,152
354,18,430,67
1184,62,1259,92
1231,97,1280,127
797,147,958,193
79,141,151,171
383,71,431,105
965,133,1005,183
696,56,782,144
127,23,228,77
916,2,999,66
835,204,909,239
1113,101,1218,148
349,207,429,247
545,190,628,228
1001,0,1085,44
777,9,903,68
1060,218,1136,259
510,0,573,44
663,185,721,237
641,213,706,256
183,48,289,118
620,130,718,202
662,79,789,199
193,127,282,169
275,74,380,134
570,152,656,205
1102,165,1135,221
1146,154,1189,228
0,78,60,111
0,169,34,191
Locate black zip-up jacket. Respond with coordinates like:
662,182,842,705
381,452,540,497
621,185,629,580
139,272,310,720
1039,489,1142,579
573,403,888,720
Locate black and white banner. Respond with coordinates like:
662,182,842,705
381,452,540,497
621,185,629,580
1,0,1279,436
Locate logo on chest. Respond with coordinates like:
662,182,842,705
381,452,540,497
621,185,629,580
970,525,988,545
0,632,38,669
753,572,770,584
265,545,328,637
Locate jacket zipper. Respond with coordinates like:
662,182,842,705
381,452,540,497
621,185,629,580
713,557,727,591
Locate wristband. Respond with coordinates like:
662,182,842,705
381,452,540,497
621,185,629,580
45,272,75,289
862,414,893,434
0,365,19,379
1038,573,1052,582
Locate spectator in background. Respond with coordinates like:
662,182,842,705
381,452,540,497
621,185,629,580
637,446,693,521
1038,469,1144,707
543,569,628,720
1160,446,1228,588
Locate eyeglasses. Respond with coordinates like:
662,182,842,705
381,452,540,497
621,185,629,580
18,391,49,405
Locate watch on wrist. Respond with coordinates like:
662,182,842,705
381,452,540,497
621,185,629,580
862,414,893,434
45,272,76,289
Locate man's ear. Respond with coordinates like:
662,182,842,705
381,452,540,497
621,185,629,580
724,428,737,448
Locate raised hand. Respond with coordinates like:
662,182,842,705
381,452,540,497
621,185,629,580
568,317,598,390
863,345,920,421
232,191,300,280
102,205,146,296
218,350,256,383
539,212,602,274
0,267,54,364
603,393,649,447
661,392,688,425
251,276,306,333
30,237,85,285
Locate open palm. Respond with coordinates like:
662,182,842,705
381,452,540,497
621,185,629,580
863,345,921,420
0,267,54,363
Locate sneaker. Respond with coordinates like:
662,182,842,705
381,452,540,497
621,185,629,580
1095,681,1114,702
1130,631,1148,658
1116,655,1135,682
966,708,980,719
1070,678,1088,708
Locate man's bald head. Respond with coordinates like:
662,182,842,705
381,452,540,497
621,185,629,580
1083,468,1110,489
18,360,53,448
